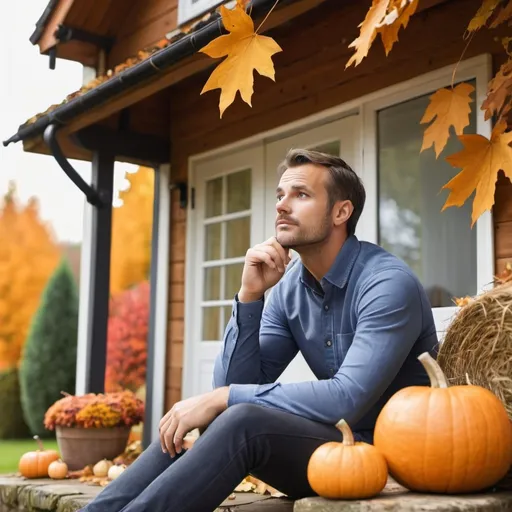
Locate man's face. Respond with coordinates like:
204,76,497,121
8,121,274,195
275,164,333,249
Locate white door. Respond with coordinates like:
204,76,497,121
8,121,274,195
184,144,265,398
263,114,361,384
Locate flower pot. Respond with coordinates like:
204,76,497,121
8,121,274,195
56,426,131,470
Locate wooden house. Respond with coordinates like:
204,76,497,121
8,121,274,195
4,0,512,445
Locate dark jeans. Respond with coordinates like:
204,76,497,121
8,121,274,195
80,403,369,512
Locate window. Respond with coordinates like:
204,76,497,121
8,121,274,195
178,0,225,25
377,80,477,307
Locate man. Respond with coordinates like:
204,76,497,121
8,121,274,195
81,149,438,512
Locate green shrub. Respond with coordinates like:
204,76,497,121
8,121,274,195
19,258,79,436
0,367,31,439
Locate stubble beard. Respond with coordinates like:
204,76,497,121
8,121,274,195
276,215,332,251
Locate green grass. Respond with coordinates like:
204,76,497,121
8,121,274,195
0,438,59,474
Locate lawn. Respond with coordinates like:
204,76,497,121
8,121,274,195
0,438,59,474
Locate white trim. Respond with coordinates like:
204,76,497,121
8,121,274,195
178,0,223,25
150,164,171,442
75,198,94,395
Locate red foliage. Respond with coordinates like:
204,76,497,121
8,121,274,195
105,282,150,392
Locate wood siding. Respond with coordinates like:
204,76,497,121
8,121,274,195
164,0,512,409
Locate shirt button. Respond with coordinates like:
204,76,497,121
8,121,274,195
325,340,332,347
324,305,329,311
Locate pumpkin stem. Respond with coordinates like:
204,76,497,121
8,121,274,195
335,419,354,446
33,435,44,451
418,352,448,389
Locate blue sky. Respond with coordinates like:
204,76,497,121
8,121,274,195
0,1,137,244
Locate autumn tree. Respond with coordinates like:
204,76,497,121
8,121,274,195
105,281,150,392
0,183,60,370
19,258,79,436
110,167,154,295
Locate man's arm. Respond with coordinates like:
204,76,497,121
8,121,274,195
212,285,298,387
227,267,426,426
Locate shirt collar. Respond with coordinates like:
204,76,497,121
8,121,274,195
300,235,361,291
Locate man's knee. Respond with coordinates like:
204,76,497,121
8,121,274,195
214,403,268,434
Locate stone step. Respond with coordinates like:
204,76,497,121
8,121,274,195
1,474,511,511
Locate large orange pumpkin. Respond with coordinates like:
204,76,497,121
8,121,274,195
374,352,512,494
18,435,60,479
307,419,388,499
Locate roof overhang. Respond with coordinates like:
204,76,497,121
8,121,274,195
4,0,328,166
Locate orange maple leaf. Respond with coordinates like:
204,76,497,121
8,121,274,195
442,122,512,226
346,0,389,68
481,57,512,121
467,0,501,31
420,82,475,158
378,0,418,55
200,3,282,117
489,0,512,28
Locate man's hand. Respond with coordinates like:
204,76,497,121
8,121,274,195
239,237,291,303
159,387,230,457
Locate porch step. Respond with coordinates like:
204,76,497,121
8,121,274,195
1,474,511,511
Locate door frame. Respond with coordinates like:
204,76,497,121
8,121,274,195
183,53,494,397
183,143,265,398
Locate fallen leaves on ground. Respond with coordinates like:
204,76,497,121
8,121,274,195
346,0,418,67
200,3,282,117
420,82,475,158
442,121,512,226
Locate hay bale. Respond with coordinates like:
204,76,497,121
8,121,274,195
437,281,512,490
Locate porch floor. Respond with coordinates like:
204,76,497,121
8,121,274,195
1,474,511,511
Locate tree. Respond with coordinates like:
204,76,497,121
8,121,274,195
105,281,150,392
110,167,154,295
19,258,79,436
0,183,60,370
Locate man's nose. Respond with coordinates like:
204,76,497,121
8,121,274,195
276,198,291,214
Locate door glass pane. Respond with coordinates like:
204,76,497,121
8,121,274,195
204,223,222,261
312,140,341,156
204,267,221,301
225,263,244,299
377,79,477,308
226,217,251,258
227,169,251,213
202,307,221,340
206,177,223,218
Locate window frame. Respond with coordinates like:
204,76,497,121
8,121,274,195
359,56,494,299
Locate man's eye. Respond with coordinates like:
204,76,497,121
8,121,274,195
298,192,308,198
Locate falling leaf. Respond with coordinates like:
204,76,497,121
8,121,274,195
496,261,512,284
441,122,512,226
378,0,418,55
200,4,282,117
489,0,512,27
467,0,501,31
346,0,389,68
481,57,512,121
420,82,475,158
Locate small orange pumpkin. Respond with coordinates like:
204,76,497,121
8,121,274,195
19,436,60,479
48,459,68,480
374,352,512,493
307,419,388,499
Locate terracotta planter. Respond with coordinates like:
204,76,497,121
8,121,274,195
56,426,131,470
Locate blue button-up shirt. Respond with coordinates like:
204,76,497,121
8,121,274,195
213,235,438,437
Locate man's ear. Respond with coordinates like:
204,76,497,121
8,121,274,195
333,200,354,227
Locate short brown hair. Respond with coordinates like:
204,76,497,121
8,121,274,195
277,148,366,236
